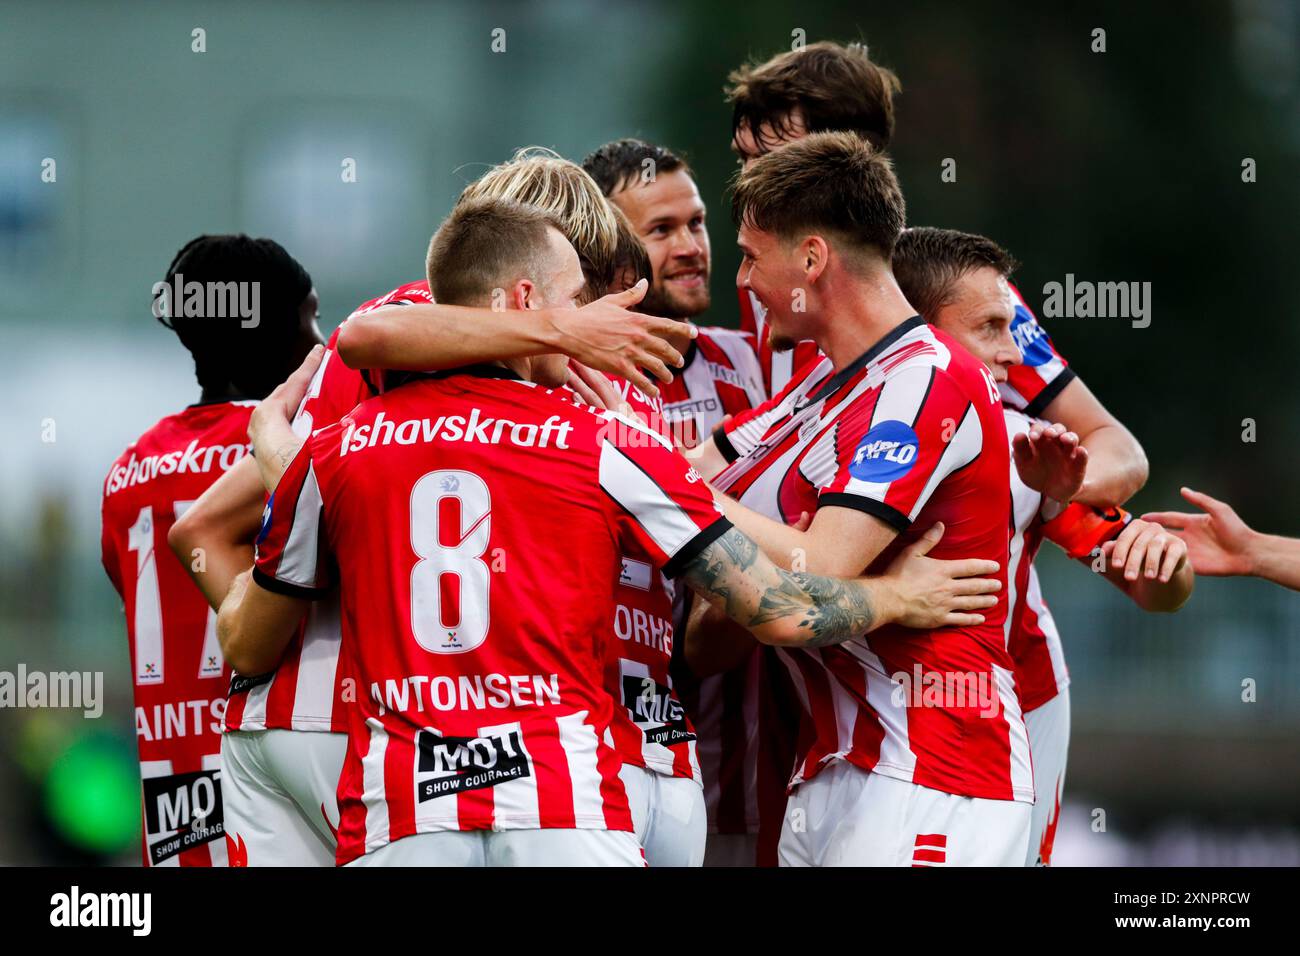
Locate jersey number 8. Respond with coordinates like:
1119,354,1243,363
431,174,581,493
410,470,492,654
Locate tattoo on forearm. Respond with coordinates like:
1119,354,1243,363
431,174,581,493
683,528,874,647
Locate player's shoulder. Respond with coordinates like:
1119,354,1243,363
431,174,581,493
347,279,433,319
102,400,255,500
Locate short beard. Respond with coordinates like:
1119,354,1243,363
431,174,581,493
768,327,798,353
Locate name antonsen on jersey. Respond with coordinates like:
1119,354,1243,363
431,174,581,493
105,441,250,495
372,672,561,714
339,409,573,456
135,698,225,741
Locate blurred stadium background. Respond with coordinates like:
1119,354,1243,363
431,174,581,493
1,0,1297,864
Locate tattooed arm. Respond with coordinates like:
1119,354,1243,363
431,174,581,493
680,524,1001,648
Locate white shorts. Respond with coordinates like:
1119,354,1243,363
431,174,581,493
1024,687,1070,866
778,761,1031,867
618,763,706,867
344,829,645,867
703,833,759,867
220,729,346,866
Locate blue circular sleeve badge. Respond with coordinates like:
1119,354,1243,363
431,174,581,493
849,420,920,482
1010,305,1054,368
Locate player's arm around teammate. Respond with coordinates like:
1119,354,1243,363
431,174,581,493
167,345,326,611
337,275,692,400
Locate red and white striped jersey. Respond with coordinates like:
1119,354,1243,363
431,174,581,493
737,286,823,397
101,401,256,866
576,377,704,785
1003,409,1070,715
657,326,766,448
1000,284,1074,417
1003,408,1132,714
715,317,1035,804
253,367,729,863
650,322,796,855
223,325,372,734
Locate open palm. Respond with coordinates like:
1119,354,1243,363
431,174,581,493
1143,487,1254,576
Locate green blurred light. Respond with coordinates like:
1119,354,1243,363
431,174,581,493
44,734,139,854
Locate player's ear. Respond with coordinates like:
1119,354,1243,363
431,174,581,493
511,279,536,311
803,235,829,282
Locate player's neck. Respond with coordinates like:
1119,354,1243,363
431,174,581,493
498,357,533,382
818,273,919,372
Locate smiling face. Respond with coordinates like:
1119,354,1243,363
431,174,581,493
928,266,1023,382
608,169,711,319
736,220,811,351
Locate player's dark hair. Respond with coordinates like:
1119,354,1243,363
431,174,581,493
726,41,901,157
611,205,653,294
581,139,691,198
157,234,313,399
731,131,905,264
893,227,1020,322
426,198,568,307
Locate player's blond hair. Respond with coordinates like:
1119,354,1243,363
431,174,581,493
458,147,620,301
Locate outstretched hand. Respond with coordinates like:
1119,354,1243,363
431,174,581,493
1143,486,1256,576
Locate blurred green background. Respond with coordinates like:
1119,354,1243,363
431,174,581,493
1,0,1297,864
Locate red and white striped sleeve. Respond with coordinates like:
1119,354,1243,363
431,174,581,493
252,443,333,598
716,355,829,464
598,413,731,577
820,366,984,531
1001,283,1075,417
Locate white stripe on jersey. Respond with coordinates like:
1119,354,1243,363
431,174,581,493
598,442,705,560
238,679,270,729
1003,408,1070,702
478,720,540,827
995,663,1036,798
556,711,607,824
362,718,391,853
291,595,344,730
277,462,325,588
903,403,983,523
834,643,918,775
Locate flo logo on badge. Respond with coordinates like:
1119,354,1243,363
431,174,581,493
850,421,919,482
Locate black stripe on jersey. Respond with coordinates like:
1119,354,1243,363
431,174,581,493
662,516,734,579
1022,367,1075,419
251,566,332,600
910,367,936,427
817,493,911,532
714,424,740,464
802,316,925,408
